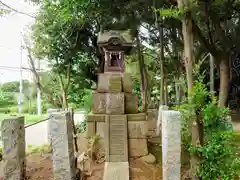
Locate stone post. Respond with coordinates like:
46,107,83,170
1,116,25,180
156,105,168,136
162,110,181,180
49,111,78,180
47,108,61,144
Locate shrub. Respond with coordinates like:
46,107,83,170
176,75,240,179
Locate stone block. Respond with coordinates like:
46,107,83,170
86,122,95,137
1,116,25,180
92,93,106,114
162,110,181,180
147,109,158,121
97,73,122,92
128,121,148,138
127,113,146,121
125,93,138,114
122,73,132,93
49,111,77,180
128,139,148,157
106,93,124,114
96,122,105,137
86,114,105,122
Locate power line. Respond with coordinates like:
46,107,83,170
0,0,36,19
0,65,42,71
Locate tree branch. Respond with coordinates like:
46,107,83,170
191,19,218,57
0,1,36,19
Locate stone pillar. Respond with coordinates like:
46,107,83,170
156,105,168,136
47,108,62,144
49,111,78,180
162,110,181,180
1,116,25,180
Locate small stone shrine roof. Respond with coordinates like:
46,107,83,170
97,30,134,47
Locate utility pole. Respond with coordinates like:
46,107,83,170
36,58,41,115
18,32,23,115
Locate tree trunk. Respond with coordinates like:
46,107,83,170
164,80,168,105
62,90,68,108
209,54,215,92
177,0,199,179
136,31,148,112
218,57,229,107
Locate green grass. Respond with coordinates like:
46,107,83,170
0,113,47,125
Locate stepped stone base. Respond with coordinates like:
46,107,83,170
127,113,146,121
98,73,122,93
125,93,138,114
103,162,129,180
128,139,148,157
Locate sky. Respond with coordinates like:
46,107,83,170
0,0,38,83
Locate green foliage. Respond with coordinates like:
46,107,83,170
75,119,86,134
176,75,240,179
0,89,15,107
79,89,92,112
157,7,181,19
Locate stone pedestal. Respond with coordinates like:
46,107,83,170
1,116,25,180
162,110,181,180
49,111,78,180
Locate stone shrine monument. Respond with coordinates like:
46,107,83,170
86,30,149,179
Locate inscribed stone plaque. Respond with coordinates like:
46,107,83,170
162,110,181,180
49,112,77,180
1,116,25,180
105,115,128,162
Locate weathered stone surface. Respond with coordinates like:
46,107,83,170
1,116,25,180
106,93,124,114
86,122,95,137
92,93,106,114
125,93,138,114
128,139,148,157
122,73,132,93
49,112,77,180
140,153,156,164
127,113,146,121
47,108,62,144
86,114,105,122
128,121,148,138
105,115,128,162
162,110,181,180
156,105,169,136
103,162,129,180
98,73,122,93
147,109,158,122
96,122,105,137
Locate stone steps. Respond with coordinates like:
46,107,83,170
103,162,129,180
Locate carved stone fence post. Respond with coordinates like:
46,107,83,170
1,116,25,180
162,110,181,180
